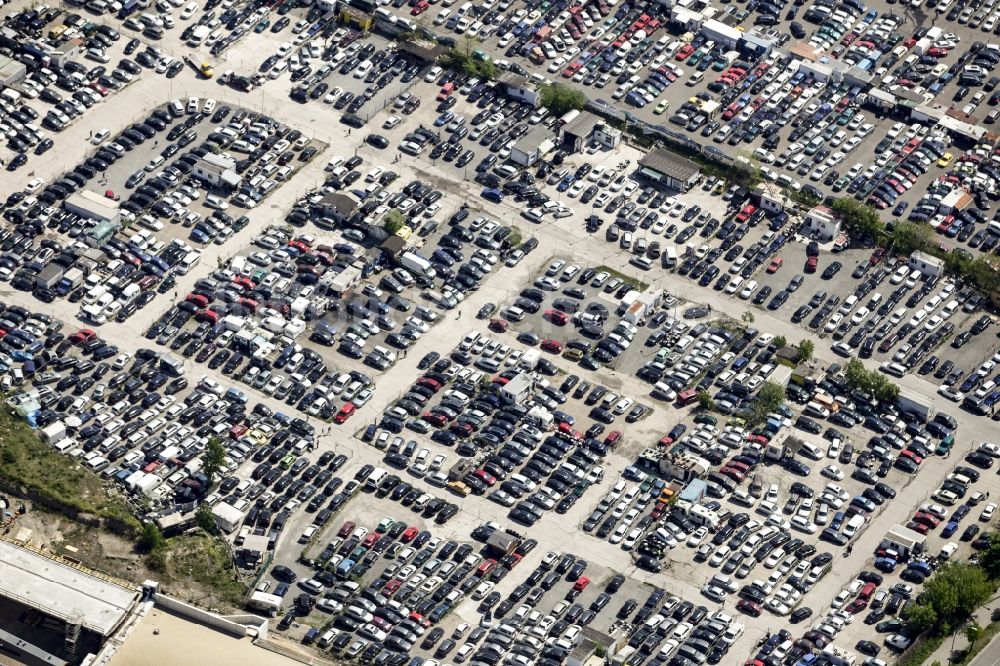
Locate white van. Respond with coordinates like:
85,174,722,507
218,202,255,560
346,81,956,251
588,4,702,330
365,467,387,491
434,9,451,25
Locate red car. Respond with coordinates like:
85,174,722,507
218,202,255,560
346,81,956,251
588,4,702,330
422,412,447,427
845,598,869,614
541,339,563,353
545,309,569,325
737,599,762,617
334,403,355,423
185,293,209,307
805,256,818,273
410,0,428,13
473,469,497,486
766,257,783,273
489,318,509,332
675,44,695,60
70,328,97,345
573,576,590,592
401,526,418,542
337,521,356,538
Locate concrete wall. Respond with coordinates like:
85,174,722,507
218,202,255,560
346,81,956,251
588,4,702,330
152,593,251,638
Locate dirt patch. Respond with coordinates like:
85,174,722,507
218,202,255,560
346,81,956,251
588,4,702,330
10,505,245,612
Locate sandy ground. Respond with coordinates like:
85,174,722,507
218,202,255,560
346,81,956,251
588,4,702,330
110,610,309,666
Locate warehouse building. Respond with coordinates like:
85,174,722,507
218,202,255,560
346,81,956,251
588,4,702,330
637,149,701,191
64,190,120,226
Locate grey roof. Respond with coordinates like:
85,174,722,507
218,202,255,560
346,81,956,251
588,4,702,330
0,540,138,636
498,72,529,88
563,110,602,138
320,193,358,216
638,148,701,182
514,126,553,153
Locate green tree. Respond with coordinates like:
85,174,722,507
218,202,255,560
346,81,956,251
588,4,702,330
137,523,165,553
742,311,755,326
696,390,716,412
757,382,786,413
196,503,218,534
968,256,1000,293
797,340,815,364
440,48,497,80
907,603,939,633
979,533,1000,579
539,83,587,117
870,375,900,403
967,622,983,645
831,198,886,241
203,437,226,485
506,227,523,248
384,209,407,235
891,221,934,255
844,358,868,390
773,335,787,349
745,381,787,425
914,562,993,634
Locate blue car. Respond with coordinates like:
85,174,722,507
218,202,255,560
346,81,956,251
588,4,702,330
481,188,503,203
874,557,898,572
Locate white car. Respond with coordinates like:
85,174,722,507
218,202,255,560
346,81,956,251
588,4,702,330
821,465,844,480
981,502,997,521
91,128,110,144
687,526,708,546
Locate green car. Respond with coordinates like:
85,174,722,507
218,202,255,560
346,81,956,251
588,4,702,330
376,517,395,533
694,414,718,426
254,19,269,33
876,618,904,633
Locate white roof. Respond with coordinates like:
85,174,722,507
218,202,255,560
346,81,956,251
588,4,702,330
0,540,137,635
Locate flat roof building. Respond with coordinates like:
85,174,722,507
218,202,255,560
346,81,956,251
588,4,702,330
192,153,241,190
510,127,555,167
65,189,120,225
637,148,701,191
0,539,140,663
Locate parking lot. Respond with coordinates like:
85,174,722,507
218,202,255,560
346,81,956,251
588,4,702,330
4,0,1000,664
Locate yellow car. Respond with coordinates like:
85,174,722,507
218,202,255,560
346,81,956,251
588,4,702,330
937,152,953,167
653,100,670,115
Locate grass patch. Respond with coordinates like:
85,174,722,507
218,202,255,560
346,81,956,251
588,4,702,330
597,266,648,291
0,406,139,535
896,634,945,666
956,619,1000,665
154,534,247,609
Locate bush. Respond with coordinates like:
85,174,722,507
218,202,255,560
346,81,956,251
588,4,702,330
384,209,407,235
539,83,587,116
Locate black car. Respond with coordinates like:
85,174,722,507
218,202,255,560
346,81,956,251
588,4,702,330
366,133,390,149
821,261,842,279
